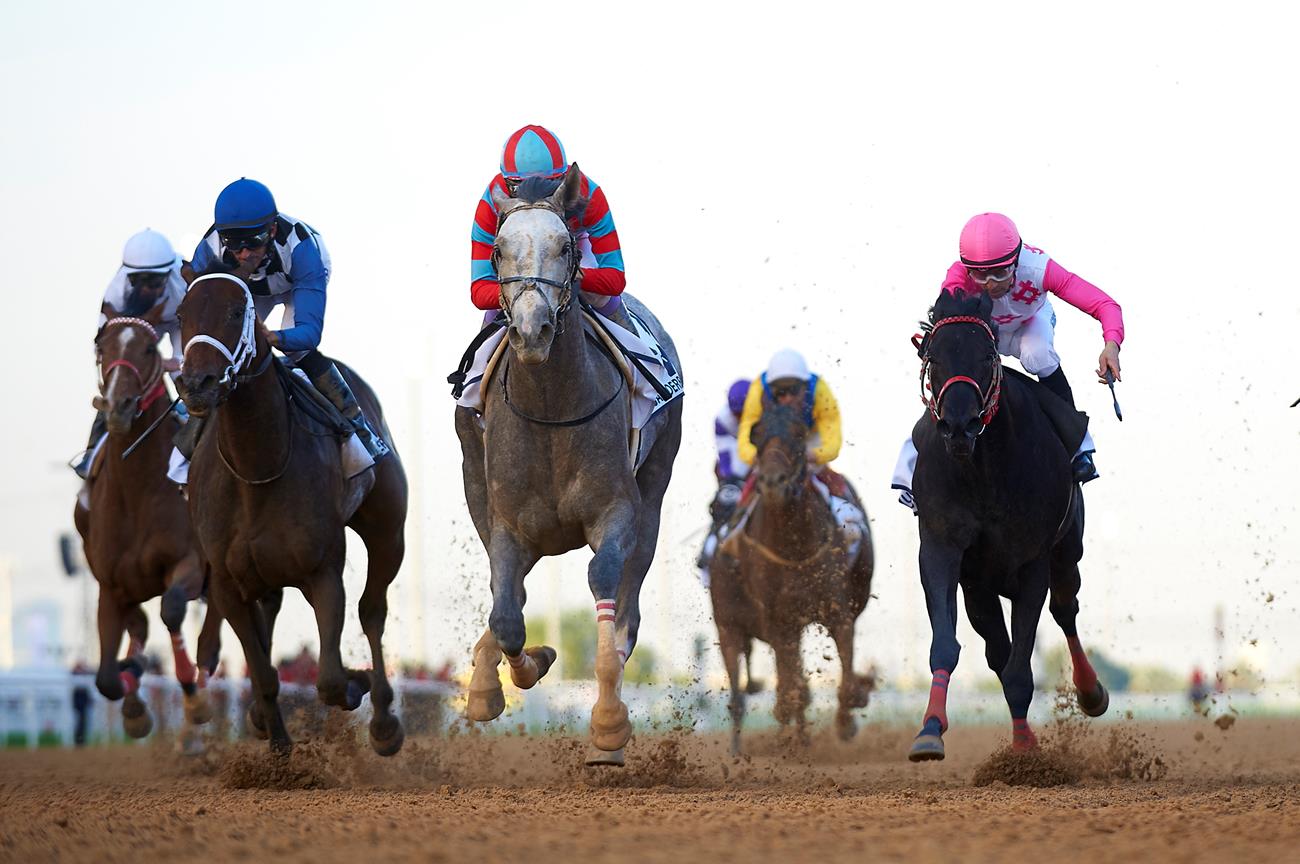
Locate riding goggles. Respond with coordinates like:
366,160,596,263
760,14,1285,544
966,263,1016,285
219,227,272,251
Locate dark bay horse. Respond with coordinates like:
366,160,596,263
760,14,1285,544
907,288,1109,762
176,270,408,756
454,168,683,766
73,310,221,745
709,404,875,753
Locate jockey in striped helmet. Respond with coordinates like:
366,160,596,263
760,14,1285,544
470,125,627,318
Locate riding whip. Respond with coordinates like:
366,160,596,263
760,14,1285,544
1105,371,1123,421
121,397,181,460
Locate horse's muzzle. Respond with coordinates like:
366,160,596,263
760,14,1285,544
176,374,222,418
507,318,556,365
937,415,980,459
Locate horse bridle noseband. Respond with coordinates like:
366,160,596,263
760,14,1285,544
920,315,1003,430
99,317,167,414
181,274,273,397
493,201,581,327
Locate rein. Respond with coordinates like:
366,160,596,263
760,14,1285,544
501,332,625,427
739,441,834,567
920,315,1003,429
181,273,257,389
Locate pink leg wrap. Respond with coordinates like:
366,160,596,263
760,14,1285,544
1067,635,1098,694
171,632,197,685
924,669,951,732
595,599,616,625
119,668,140,696
1012,717,1037,751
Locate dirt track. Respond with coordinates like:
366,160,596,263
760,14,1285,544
1,714,1297,863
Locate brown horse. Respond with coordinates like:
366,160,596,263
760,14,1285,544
175,269,408,756
73,309,221,746
709,403,875,754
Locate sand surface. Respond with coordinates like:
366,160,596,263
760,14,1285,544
2,712,1297,863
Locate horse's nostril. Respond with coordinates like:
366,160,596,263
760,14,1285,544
936,419,953,439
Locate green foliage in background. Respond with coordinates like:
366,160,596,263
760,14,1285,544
529,608,658,684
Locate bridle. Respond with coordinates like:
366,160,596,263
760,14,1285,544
181,273,272,397
919,315,1003,430
98,317,167,414
493,201,581,328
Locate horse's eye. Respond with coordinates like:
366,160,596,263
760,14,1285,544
561,242,571,255
147,344,157,355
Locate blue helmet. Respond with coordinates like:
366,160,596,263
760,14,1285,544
214,178,277,230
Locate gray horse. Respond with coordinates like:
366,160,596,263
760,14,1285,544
454,168,683,765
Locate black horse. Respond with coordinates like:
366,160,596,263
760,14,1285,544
907,288,1109,762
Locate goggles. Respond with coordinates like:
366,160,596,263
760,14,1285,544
219,227,272,252
966,263,1016,285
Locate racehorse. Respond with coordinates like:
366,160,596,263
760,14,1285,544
176,267,409,756
73,309,221,747
709,403,875,754
907,287,1109,762
454,168,683,766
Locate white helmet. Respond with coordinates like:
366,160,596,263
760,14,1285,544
121,228,178,274
766,348,810,382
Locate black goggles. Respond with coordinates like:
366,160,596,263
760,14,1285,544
219,227,272,251
126,271,168,288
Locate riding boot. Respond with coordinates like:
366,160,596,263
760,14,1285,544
72,411,108,479
173,415,208,460
312,363,392,461
1038,367,1098,484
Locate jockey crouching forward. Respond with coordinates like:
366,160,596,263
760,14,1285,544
892,212,1125,512
470,124,628,328
696,379,753,586
72,228,187,479
183,177,389,462
736,349,867,558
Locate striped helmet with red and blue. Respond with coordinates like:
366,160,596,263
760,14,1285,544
499,125,568,179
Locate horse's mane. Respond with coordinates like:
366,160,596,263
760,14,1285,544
195,259,240,279
513,174,588,224
751,402,808,455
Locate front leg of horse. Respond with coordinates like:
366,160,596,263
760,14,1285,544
908,536,963,762
717,626,748,756
216,583,292,754
830,619,874,742
1002,575,1051,752
467,529,543,721
771,630,811,746
587,520,636,753
161,556,212,730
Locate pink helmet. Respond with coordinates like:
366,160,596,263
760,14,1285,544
959,213,1021,268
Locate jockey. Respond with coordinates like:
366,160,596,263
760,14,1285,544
470,125,627,322
72,229,187,479
737,349,867,551
697,379,754,585
891,213,1124,511
187,178,390,461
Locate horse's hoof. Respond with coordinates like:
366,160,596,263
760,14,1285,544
590,702,632,752
369,716,405,757
585,746,625,767
526,645,557,682
908,734,945,762
245,707,269,740
121,697,153,740
467,686,505,722
1077,681,1109,717
269,737,293,758
183,690,213,725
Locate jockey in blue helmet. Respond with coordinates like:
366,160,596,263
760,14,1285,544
185,178,390,461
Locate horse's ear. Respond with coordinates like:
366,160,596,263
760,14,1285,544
555,163,584,214
180,261,196,287
976,290,994,321
141,301,166,328
101,301,120,320
490,183,514,212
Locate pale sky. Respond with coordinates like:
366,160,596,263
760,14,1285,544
1,1,1296,691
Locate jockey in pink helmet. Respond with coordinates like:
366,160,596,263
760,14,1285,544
891,213,1123,510
945,213,1124,482
470,125,626,315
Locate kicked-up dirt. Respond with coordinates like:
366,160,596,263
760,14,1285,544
0,714,1297,863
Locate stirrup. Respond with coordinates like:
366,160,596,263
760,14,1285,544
1072,451,1099,485
70,450,93,480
